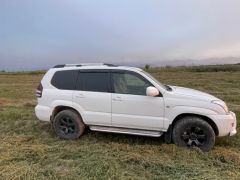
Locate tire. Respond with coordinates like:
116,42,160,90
52,109,85,140
172,116,215,152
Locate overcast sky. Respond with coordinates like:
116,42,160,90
1,0,240,71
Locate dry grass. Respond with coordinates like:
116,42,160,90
0,64,240,179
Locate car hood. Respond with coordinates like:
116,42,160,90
169,85,220,102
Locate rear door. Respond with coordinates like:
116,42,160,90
73,70,112,126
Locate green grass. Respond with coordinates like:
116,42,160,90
0,64,240,179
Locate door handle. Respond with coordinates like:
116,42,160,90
75,94,85,98
113,96,122,101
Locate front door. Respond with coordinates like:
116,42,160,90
111,70,164,131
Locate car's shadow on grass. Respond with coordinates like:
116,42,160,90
38,122,165,146
38,122,239,149
82,127,165,146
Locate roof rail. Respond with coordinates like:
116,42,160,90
53,64,65,68
53,63,117,68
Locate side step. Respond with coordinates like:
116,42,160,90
89,125,163,137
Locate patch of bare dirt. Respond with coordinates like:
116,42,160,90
0,98,16,106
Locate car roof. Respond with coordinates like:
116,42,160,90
51,63,143,72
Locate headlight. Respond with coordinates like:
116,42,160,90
212,100,229,114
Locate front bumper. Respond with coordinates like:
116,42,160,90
209,111,237,137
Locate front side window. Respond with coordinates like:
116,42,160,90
112,72,152,95
141,70,167,90
76,72,110,93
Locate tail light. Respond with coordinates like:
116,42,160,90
36,83,43,98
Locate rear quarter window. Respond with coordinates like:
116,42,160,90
51,70,78,90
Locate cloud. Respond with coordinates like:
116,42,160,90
0,0,240,70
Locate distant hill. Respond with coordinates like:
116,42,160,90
136,57,240,67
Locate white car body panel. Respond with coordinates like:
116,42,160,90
208,112,237,136
164,106,218,129
112,93,165,130
35,105,51,121
35,64,237,138
72,91,111,126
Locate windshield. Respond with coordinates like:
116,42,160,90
141,70,167,90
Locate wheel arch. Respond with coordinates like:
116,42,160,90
51,105,82,123
171,113,219,136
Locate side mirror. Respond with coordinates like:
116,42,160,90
146,86,159,97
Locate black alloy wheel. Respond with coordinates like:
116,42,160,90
53,109,85,140
57,116,76,135
172,116,215,151
181,126,207,147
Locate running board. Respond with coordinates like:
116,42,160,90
89,126,163,137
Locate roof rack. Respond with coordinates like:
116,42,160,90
53,63,117,68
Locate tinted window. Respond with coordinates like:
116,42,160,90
76,72,110,93
112,72,152,95
51,70,77,90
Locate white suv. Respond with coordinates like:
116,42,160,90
35,63,237,151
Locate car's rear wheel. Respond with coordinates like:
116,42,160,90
172,116,215,151
53,109,85,139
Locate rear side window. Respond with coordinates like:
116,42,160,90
76,72,110,93
51,70,78,90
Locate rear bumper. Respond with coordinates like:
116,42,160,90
35,105,51,122
209,111,237,137
229,112,237,136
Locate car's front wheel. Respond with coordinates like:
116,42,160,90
172,116,215,151
53,109,85,140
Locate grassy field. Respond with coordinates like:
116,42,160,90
0,64,240,179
